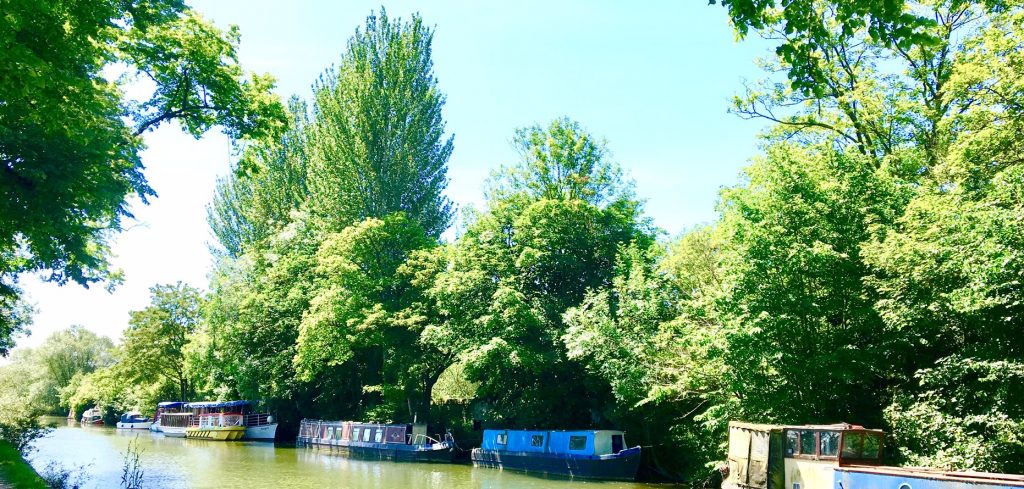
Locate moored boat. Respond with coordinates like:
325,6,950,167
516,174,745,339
150,401,187,432
115,411,153,430
297,419,458,463
185,413,246,441
157,412,193,438
186,401,277,440
471,429,641,481
80,407,104,426
723,421,1024,489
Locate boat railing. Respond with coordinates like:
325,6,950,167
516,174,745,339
244,412,273,427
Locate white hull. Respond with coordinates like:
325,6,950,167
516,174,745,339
116,421,153,430
149,420,161,432
161,425,187,437
243,423,278,440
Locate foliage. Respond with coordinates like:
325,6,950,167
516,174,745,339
119,283,203,403
885,357,1024,471
306,9,453,237
0,0,286,351
120,437,145,489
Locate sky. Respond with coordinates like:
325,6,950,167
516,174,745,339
13,0,773,351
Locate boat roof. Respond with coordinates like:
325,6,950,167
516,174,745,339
157,401,186,408
185,400,250,409
483,428,625,434
729,421,883,433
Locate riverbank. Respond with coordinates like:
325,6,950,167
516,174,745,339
0,441,47,488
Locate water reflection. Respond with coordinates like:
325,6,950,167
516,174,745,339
30,422,673,489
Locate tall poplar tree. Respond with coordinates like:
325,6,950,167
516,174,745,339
306,9,454,237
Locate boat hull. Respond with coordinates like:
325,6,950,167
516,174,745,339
161,426,187,438
185,426,246,441
471,446,642,481
836,466,1024,489
243,423,278,440
299,440,458,463
116,421,153,430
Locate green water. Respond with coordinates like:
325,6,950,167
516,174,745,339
28,420,674,489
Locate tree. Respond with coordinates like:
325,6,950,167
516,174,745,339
0,0,286,351
306,9,454,237
424,118,654,427
120,283,203,402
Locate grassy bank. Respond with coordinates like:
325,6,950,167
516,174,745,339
0,441,47,488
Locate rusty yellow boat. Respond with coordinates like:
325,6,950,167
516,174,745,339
185,413,246,441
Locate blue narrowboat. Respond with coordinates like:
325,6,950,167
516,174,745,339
723,421,1024,489
296,419,458,463
471,429,642,481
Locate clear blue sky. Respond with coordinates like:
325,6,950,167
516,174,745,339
15,0,773,350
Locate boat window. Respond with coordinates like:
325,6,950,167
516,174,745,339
327,427,335,439
375,429,383,443
841,432,863,458
496,433,507,445
612,434,624,453
531,435,544,447
820,431,840,457
786,431,799,456
353,427,361,441
799,431,816,455
569,436,587,451
862,433,881,458
363,428,372,442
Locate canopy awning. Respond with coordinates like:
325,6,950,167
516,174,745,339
185,400,251,409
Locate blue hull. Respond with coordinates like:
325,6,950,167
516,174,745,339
837,467,1024,489
471,446,641,481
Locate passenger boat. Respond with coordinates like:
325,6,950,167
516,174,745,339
185,401,277,440
80,407,104,426
723,421,1024,489
157,412,193,438
150,401,187,432
471,429,642,481
115,411,153,430
185,413,246,441
296,419,458,463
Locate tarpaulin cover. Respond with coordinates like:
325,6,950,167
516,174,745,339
185,400,251,409
157,401,186,408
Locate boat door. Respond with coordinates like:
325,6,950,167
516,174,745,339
612,434,624,453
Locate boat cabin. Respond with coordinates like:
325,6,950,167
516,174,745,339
300,421,430,446
155,401,186,421
480,429,630,457
723,422,884,489
119,412,151,424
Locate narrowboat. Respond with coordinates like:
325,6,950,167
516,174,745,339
185,400,277,440
471,429,642,481
115,411,153,430
80,407,104,426
723,421,1024,489
296,419,458,463
185,413,246,441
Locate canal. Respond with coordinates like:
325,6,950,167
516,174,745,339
28,421,675,488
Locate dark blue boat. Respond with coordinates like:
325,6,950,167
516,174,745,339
296,419,458,463
471,429,642,481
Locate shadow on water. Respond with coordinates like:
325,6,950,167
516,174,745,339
30,419,678,489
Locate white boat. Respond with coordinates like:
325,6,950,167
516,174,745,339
158,412,193,438
150,401,188,432
81,407,105,426
116,411,153,430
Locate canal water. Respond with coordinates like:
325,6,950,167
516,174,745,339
28,420,674,489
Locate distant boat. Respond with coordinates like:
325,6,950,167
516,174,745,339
116,411,153,430
150,401,187,432
80,407,104,426
723,421,1024,489
185,413,246,441
471,429,642,481
185,401,277,441
297,420,459,463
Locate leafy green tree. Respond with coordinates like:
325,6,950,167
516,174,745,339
208,98,311,257
306,9,453,237
0,0,286,351
423,118,654,427
120,283,204,402
36,326,115,412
